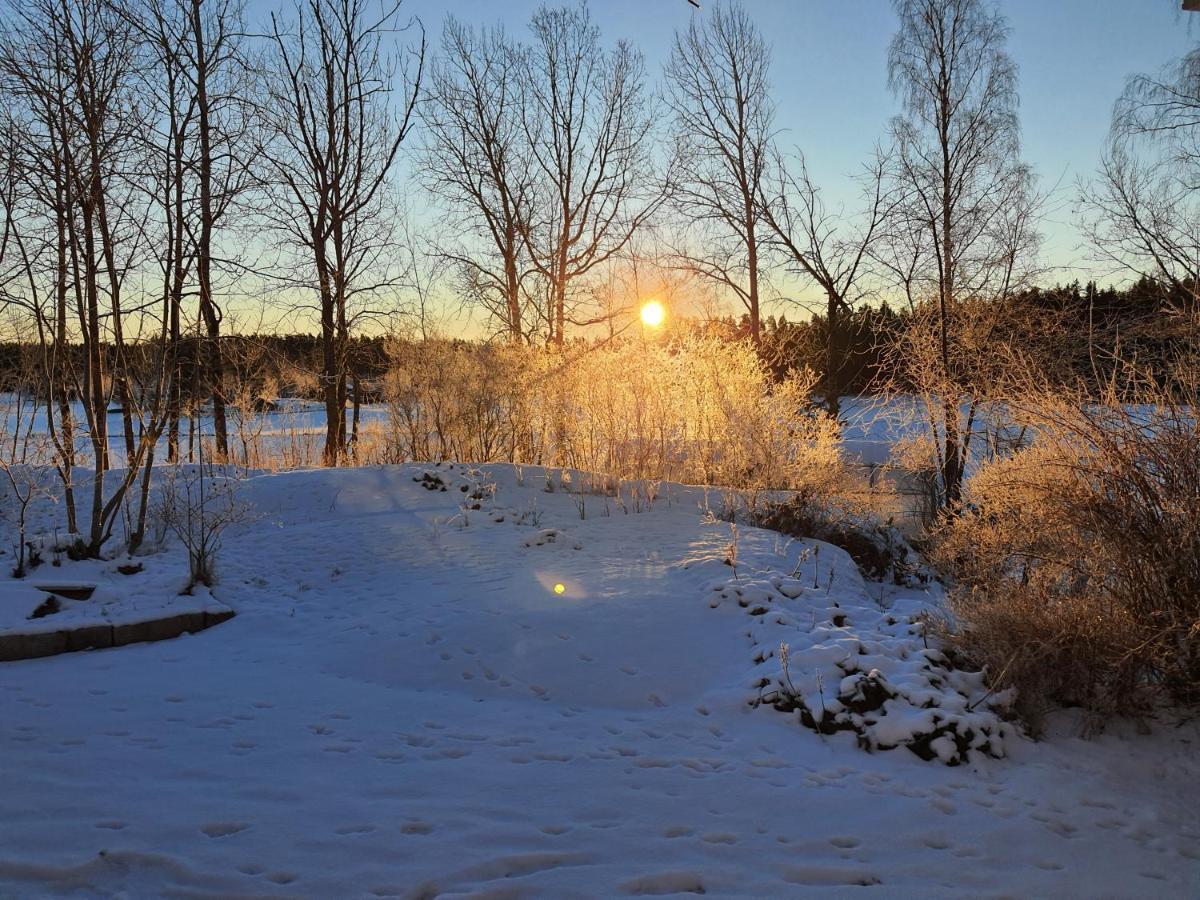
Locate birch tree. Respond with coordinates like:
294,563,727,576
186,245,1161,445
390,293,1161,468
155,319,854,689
886,0,1037,508
665,1,773,346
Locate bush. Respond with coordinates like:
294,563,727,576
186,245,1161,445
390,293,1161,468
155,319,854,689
933,377,1200,728
381,336,856,504
756,496,919,583
155,466,250,592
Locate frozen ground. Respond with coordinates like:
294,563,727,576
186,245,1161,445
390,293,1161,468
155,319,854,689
1,464,1197,898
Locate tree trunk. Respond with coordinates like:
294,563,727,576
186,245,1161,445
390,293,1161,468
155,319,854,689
193,0,228,461
825,290,841,420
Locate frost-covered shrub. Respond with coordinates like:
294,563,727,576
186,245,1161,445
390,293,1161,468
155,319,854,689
933,381,1200,726
383,340,533,464
381,337,856,502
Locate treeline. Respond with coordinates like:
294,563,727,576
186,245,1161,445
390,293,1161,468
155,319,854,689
0,335,390,402
724,277,1197,395
0,274,1191,404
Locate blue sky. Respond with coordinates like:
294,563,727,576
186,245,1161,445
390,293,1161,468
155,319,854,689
245,0,1200,320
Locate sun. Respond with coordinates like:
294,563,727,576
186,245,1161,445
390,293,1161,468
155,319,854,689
640,300,666,328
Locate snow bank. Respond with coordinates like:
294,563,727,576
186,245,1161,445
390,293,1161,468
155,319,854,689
696,554,1015,765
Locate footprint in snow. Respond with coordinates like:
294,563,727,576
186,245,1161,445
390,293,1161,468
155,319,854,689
201,822,249,838
781,865,881,887
620,871,707,896
334,824,376,835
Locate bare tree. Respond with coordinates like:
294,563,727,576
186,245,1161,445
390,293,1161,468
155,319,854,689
1081,46,1200,321
186,0,252,461
665,1,773,345
758,149,894,418
518,3,659,345
420,18,534,342
132,0,254,465
260,0,424,466
132,0,194,465
0,18,82,536
0,0,176,556
885,0,1037,508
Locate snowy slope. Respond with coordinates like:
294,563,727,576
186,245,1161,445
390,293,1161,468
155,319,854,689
0,464,1197,898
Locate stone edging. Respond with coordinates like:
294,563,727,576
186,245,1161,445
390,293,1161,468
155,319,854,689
0,608,236,663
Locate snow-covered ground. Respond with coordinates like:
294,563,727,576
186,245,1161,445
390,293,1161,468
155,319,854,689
1,464,1197,897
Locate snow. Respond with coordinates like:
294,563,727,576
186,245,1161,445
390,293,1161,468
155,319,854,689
0,579,231,636
0,463,1197,897
0,394,390,466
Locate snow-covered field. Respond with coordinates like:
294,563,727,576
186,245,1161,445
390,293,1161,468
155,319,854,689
1,464,1198,897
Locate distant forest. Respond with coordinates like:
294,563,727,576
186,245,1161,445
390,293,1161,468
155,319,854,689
1,277,1188,408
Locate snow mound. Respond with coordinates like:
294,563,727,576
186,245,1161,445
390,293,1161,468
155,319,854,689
706,567,1015,765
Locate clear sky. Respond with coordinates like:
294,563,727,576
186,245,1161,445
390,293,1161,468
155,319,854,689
243,0,1200,325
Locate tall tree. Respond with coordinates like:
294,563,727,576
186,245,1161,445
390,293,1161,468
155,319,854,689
185,0,251,461
0,0,169,555
1083,44,1200,322
133,0,194,464
518,3,658,345
260,0,423,466
420,18,533,342
886,0,1036,508
758,149,893,419
132,0,251,465
665,1,773,346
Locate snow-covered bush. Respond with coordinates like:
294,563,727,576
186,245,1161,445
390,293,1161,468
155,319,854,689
703,566,1014,766
933,378,1200,727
